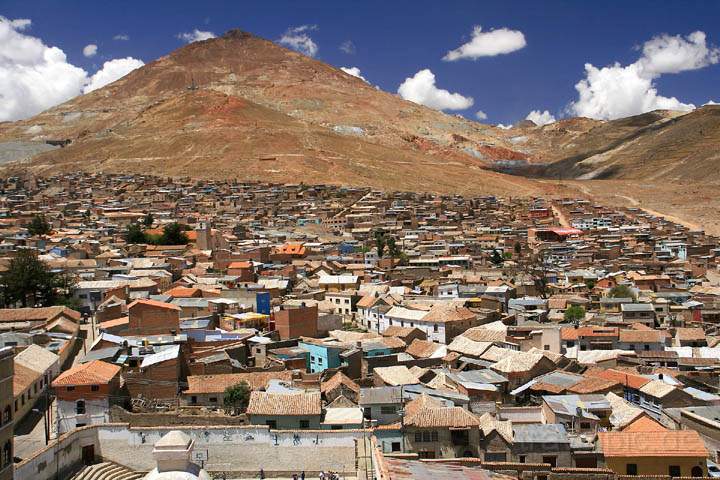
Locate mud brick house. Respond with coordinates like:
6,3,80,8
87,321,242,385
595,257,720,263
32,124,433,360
124,344,182,401
52,360,122,434
127,299,181,336
274,304,318,340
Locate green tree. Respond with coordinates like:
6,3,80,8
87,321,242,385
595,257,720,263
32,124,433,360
608,284,635,299
142,213,154,227
374,230,386,258
490,249,504,265
513,241,522,257
160,222,189,245
564,305,586,323
386,236,401,258
0,249,58,307
223,381,251,414
125,223,147,244
27,214,51,236
585,279,597,290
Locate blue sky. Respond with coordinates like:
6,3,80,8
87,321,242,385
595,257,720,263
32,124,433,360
2,0,719,124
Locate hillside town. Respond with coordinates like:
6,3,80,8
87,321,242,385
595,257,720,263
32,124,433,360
2,172,720,480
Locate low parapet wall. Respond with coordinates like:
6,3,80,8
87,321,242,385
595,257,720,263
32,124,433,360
15,423,368,480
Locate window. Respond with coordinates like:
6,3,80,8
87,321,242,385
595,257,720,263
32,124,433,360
67,386,75,392
433,324,438,333
76,400,86,415
451,429,469,446
91,385,100,392
299,420,310,429
391,442,401,452
414,432,422,442
626,464,638,475
542,456,556,468
380,406,396,415
580,422,591,430
266,420,277,429
190,396,198,405
518,455,526,464
2,406,10,425
669,465,681,477
209,397,217,403
418,451,436,459
2,441,10,467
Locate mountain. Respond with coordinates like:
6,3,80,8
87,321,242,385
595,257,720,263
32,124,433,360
1,29,719,233
0,29,546,196
525,106,720,181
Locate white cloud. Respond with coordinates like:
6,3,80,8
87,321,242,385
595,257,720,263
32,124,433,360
704,100,719,105
475,110,488,120
0,16,88,121
525,109,556,126
176,29,216,43
339,40,355,54
113,34,129,41
340,66,367,82
637,31,719,76
0,17,144,121
83,44,97,58
83,57,144,93
444,26,526,61
397,69,473,111
278,25,318,57
570,31,718,120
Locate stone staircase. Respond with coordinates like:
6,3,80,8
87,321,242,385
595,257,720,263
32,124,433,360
70,461,145,480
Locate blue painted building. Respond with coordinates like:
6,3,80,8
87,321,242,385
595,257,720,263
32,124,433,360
299,341,344,373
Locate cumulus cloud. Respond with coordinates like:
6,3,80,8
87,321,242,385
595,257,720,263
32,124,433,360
444,26,526,61
525,109,556,126
340,66,367,82
0,17,143,121
278,25,318,57
475,110,488,120
113,34,129,41
339,40,355,54
83,57,144,93
176,29,216,43
570,31,719,120
83,44,97,58
397,69,474,111
0,16,88,121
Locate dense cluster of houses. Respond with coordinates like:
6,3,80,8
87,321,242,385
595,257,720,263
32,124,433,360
2,173,720,479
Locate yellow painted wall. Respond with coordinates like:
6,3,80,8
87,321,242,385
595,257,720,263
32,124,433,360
605,456,706,477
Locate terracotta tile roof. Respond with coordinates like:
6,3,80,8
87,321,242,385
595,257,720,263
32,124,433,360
163,286,203,298
127,298,181,311
599,430,707,457
561,326,618,341
422,304,476,324
0,306,81,323
585,368,650,390
227,261,253,269
13,363,40,396
618,329,667,343
404,394,481,428
405,339,443,359
98,316,129,329
676,327,706,341
52,360,121,387
567,377,619,394
185,371,293,394
246,391,321,416
320,371,360,394
380,336,407,349
620,415,667,433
